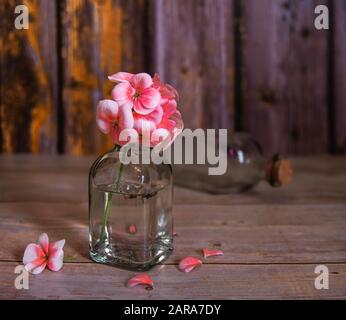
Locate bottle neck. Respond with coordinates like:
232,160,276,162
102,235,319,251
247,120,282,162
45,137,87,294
263,154,293,187
112,143,165,166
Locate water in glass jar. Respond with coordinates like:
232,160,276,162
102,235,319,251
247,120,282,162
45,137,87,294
89,183,173,271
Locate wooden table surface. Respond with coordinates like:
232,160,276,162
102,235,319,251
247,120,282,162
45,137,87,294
0,155,345,299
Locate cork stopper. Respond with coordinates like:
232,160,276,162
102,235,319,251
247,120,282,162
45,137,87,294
265,155,293,187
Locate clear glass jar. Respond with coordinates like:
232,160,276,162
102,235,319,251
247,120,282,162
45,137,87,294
89,145,173,271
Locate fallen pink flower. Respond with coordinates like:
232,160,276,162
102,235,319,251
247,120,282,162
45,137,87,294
128,224,136,234
202,248,224,259
178,256,202,273
23,233,65,274
173,231,178,237
127,273,154,289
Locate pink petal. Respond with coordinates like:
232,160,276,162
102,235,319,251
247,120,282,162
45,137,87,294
50,239,66,251
133,101,153,115
97,119,112,134
47,239,65,271
116,128,139,146
151,128,170,146
169,112,184,139
159,119,176,133
161,100,177,118
128,224,136,234
147,105,163,125
112,83,135,107
130,73,153,90
165,84,179,101
97,100,119,121
173,231,178,237
96,100,119,134
118,105,134,130
23,243,46,265
132,106,162,133
138,87,161,111
23,243,47,274
178,256,202,273
108,72,134,83
152,73,162,88
47,248,64,272
159,84,179,103
25,260,47,275
133,117,156,134
157,100,182,145
202,248,224,258
38,233,49,255
153,73,179,102
127,273,154,288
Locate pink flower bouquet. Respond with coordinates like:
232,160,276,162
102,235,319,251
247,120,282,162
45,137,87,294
96,72,183,148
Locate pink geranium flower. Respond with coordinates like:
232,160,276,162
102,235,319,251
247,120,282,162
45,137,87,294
98,72,183,147
23,233,65,274
133,105,163,134
154,99,183,146
96,99,119,136
153,73,179,104
111,73,161,115
96,100,134,145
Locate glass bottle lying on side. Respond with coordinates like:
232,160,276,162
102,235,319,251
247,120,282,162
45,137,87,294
173,132,293,194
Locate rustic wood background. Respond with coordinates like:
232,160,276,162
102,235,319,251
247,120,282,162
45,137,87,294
0,0,345,155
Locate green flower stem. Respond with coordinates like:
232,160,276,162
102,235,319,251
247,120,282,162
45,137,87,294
99,162,124,241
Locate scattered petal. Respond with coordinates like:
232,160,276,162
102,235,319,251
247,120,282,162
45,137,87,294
202,248,224,258
128,224,136,234
173,231,178,237
127,273,154,289
179,256,202,273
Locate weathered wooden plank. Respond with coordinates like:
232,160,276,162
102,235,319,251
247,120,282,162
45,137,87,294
1,201,346,264
242,0,329,154
1,261,345,299
60,0,148,155
0,0,58,153
152,0,234,129
334,0,346,152
1,155,346,205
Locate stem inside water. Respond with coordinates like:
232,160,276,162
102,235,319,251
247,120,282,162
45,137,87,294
99,162,124,241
